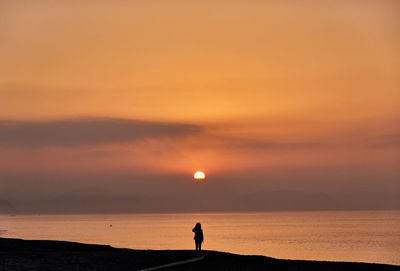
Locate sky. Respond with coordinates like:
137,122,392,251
0,0,399,213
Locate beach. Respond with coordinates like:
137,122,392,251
0,237,398,271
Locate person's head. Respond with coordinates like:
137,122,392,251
195,222,201,229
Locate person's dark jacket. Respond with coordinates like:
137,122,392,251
192,227,203,242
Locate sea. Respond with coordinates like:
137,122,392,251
1,210,399,266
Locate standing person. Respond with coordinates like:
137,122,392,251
192,222,204,251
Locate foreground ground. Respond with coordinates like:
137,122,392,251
0,237,398,271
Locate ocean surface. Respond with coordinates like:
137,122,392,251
1,210,399,265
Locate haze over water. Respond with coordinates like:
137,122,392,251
1,210,399,266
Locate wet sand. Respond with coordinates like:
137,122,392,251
0,237,398,271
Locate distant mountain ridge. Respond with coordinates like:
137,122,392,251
237,189,400,211
237,190,338,211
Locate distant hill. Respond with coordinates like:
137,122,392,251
0,200,15,214
235,189,400,211
237,190,338,211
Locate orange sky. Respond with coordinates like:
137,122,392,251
0,0,399,213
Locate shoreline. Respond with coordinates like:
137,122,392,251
0,237,398,271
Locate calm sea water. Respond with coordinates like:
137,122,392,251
1,211,399,265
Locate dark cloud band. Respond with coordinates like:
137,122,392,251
0,118,202,147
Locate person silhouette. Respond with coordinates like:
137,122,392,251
192,222,204,251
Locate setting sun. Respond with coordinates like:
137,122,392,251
194,171,206,180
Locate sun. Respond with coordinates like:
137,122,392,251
194,171,206,180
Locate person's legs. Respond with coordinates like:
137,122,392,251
198,242,202,251
195,241,199,250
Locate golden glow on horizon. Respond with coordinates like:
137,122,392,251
194,171,206,180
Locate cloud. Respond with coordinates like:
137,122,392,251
0,118,202,147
